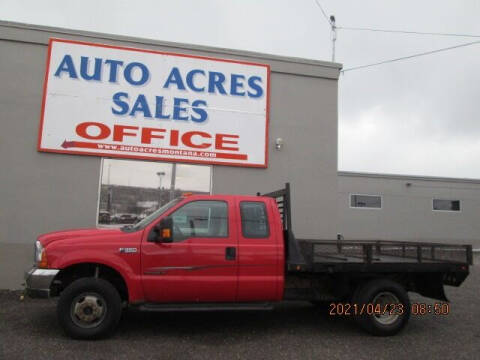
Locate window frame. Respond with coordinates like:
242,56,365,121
239,201,270,239
349,193,383,210
432,198,462,213
168,200,229,241
95,159,104,227
96,158,213,228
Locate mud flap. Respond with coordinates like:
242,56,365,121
416,274,448,302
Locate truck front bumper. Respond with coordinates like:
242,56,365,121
24,267,60,298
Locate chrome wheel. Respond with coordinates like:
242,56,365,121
70,293,107,329
372,291,400,325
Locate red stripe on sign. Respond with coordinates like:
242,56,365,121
215,152,248,160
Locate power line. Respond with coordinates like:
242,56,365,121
313,0,332,26
338,26,480,39
311,2,480,70
342,40,480,73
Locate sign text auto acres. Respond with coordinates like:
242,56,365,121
38,39,270,167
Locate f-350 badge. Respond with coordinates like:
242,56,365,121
119,247,138,253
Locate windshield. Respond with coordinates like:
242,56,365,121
123,197,183,232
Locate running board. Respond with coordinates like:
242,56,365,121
135,302,274,312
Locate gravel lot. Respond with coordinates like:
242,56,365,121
1,263,479,360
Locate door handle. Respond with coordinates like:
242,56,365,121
225,247,236,260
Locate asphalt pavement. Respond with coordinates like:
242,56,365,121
1,264,479,360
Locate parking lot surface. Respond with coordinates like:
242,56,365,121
1,264,479,360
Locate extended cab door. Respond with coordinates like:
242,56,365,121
141,197,238,303
236,197,284,302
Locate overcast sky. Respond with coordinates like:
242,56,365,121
2,0,480,179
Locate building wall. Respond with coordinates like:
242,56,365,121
338,172,480,249
0,37,103,289
212,72,339,239
0,21,340,289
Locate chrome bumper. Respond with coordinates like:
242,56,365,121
24,267,60,298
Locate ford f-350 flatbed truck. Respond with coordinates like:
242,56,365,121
24,183,472,339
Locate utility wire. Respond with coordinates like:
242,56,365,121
311,1,480,70
342,40,480,73
338,26,480,38
313,0,332,26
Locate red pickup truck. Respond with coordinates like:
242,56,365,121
24,184,472,339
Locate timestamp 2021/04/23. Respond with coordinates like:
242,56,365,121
329,302,450,316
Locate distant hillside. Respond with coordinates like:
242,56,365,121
99,184,209,215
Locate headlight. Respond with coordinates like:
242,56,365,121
34,241,42,262
34,241,48,268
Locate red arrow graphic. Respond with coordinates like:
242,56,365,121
61,140,77,149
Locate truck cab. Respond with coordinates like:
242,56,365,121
138,194,284,303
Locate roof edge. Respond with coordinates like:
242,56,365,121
0,20,343,71
338,170,480,184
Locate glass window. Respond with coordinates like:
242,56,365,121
97,159,211,226
350,194,382,209
169,201,228,241
240,202,269,238
433,199,461,212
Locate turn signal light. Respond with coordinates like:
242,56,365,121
38,250,48,269
162,228,171,238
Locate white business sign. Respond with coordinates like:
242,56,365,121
39,39,270,167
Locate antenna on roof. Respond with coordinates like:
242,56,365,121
330,15,337,62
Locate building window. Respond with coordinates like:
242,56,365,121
240,202,270,238
433,199,461,212
97,159,211,226
350,194,382,209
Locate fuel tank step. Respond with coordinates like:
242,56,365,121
134,302,274,312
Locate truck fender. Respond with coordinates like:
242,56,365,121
51,251,144,302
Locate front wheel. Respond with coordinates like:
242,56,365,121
57,278,122,339
352,279,411,336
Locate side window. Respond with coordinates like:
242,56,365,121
350,194,382,209
240,201,269,238
433,199,461,212
169,201,228,242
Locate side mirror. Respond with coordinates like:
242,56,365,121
149,218,173,243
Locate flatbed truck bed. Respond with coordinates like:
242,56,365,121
261,184,472,303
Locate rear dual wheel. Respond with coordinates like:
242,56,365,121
352,279,411,336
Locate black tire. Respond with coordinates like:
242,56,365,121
352,279,410,336
57,278,122,339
